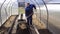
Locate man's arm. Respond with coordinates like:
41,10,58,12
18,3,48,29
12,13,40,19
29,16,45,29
33,4,36,9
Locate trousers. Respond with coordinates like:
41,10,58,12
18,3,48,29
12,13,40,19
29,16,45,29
27,15,32,25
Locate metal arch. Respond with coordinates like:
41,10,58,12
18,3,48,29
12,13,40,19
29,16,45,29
5,0,17,16
14,0,21,15
10,3,14,15
29,0,42,23
10,2,14,15
0,0,6,25
8,1,17,16
16,0,19,15
4,0,12,19
11,2,15,13
4,0,18,19
41,0,49,29
34,0,42,23
6,0,12,16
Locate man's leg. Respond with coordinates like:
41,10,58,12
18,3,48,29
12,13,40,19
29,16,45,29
27,16,32,25
27,17,29,25
29,16,34,30
29,16,32,25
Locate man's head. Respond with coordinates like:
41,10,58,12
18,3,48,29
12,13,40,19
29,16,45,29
25,3,30,7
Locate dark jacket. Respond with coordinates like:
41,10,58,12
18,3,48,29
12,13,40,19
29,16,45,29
25,4,36,16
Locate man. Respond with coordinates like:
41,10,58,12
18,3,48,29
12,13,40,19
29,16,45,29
25,3,36,25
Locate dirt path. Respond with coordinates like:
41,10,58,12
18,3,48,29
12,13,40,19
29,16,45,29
32,14,52,34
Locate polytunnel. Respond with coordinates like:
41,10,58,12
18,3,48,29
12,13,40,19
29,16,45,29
0,0,60,34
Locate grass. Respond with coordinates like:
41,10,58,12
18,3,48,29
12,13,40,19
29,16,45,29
18,7,25,14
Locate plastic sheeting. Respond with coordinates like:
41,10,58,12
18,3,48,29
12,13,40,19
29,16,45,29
0,0,18,26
